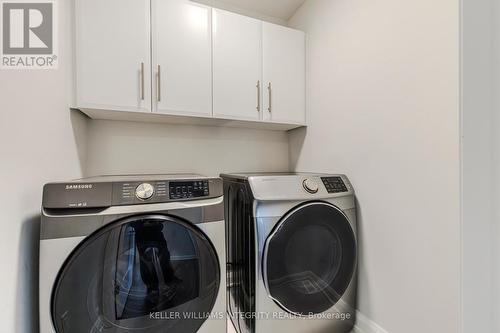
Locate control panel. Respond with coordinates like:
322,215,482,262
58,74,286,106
43,177,223,209
169,180,209,199
112,179,211,205
114,181,168,205
321,176,348,193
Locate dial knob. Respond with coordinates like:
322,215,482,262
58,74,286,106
135,183,155,200
303,178,319,194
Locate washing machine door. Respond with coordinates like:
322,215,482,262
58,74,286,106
263,202,356,315
51,214,220,333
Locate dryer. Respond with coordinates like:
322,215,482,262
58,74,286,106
40,174,226,333
221,173,357,333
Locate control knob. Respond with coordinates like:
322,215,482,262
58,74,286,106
135,183,155,200
303,178,319,194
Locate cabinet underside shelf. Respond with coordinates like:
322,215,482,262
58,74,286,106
75,108,306,131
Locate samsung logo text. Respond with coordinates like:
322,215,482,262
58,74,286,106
65,184,93,190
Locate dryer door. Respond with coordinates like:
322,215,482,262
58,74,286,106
263,202,356,315
51,214,220,333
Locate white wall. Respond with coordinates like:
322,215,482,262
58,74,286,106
0,1,87,332
85,120,290,177
495,1,500,329
492,0,500,331
288,0,461,332
461,0,497,331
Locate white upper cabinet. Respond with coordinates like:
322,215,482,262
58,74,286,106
212,9,262,121
262,22,306,124
74,1,306,130
75,0,151,113
152,0,212,117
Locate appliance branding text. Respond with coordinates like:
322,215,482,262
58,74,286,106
65,184,93,190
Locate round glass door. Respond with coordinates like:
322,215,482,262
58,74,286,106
51,214,220,333
263,202,356,315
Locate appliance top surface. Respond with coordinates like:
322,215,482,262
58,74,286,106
220,172,330,180
57,173,209,184
222,172,354,201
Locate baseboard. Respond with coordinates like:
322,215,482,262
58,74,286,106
354,311,389,333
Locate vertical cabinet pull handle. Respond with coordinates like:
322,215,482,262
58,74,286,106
267,82,272,112
140,62,144,100
157,65,161,102
256,80,261,112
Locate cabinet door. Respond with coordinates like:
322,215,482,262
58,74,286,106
263,23,305,124
213,9,262,121
75,0,151,112
152,0,212,117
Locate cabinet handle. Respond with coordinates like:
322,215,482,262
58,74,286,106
140,62,144,100
267,82,272,113
157,65,161,102
256,80,261,112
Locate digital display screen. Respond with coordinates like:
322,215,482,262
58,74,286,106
321,177,348,193
169,181,209,199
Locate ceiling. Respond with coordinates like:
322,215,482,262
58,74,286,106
198,0,307,21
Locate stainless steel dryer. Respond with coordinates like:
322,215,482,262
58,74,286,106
40,174,226,333
221,173,357,333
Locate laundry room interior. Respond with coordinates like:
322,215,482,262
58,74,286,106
0,0,498,333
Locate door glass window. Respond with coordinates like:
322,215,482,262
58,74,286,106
264,202,356,315
52,215,219,333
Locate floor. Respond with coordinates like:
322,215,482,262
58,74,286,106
227,319,359,333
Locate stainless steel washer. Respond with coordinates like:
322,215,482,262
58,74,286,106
40,174,226,333
221,173,357,333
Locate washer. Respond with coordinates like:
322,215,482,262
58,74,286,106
40,174,226,333
221,173,357,333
